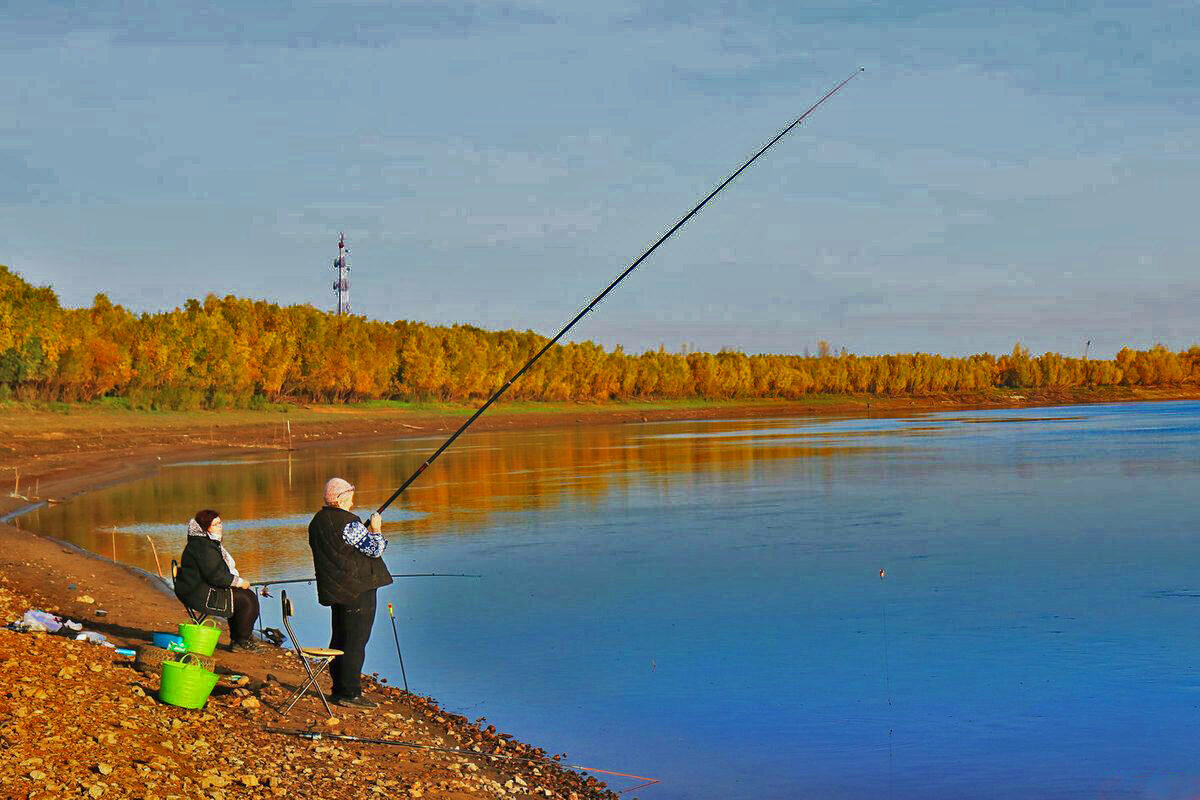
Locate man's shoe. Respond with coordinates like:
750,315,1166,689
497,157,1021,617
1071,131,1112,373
332,695,378,709
230,639,265,653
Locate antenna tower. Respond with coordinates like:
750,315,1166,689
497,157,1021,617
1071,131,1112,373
332,233,350,315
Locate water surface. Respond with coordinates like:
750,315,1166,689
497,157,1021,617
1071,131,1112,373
21,401,1200,799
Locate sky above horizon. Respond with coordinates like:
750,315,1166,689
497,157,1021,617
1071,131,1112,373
2,1,1197,358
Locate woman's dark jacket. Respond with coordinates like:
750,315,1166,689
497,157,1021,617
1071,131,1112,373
309,506,393,606
174,536,236,617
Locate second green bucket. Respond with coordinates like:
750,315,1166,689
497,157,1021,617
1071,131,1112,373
159,654,219,709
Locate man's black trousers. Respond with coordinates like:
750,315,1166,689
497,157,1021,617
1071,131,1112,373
328,588,377,699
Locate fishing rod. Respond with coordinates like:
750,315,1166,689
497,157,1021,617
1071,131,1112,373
386,601,410,692
376,68,864,516
264,728,660,794
250,572,481,588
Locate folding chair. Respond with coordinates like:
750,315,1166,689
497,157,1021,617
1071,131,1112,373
279,589,343,718
170,559,209,625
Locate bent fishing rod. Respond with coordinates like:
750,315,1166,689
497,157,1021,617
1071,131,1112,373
376,68,864,516
251,572,480,588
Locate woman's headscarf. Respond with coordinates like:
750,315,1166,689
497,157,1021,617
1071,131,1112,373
187,517,240,579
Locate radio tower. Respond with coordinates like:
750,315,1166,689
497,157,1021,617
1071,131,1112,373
332,233,350,315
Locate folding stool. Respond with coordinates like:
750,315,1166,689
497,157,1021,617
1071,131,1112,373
279,589,343,718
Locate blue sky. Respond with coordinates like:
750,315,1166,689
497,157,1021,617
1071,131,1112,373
2,1,1197,357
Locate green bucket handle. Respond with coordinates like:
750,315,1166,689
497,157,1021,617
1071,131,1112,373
176,652,202,668
199,618,220,630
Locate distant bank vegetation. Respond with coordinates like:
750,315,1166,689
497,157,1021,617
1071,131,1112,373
3,265,1199,409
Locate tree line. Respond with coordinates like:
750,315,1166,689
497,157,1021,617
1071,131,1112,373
3,265,1198,409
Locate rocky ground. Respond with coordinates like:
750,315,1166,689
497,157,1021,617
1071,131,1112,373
0,572,626,800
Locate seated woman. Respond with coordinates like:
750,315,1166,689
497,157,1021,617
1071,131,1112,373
174,509,262,652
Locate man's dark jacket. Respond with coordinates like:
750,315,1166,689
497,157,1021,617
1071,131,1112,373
308,506,393,606
174,536,235,616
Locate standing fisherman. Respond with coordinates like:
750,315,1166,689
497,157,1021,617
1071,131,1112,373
308,477,393,709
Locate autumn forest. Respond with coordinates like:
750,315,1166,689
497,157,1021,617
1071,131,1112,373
3,265,1198,409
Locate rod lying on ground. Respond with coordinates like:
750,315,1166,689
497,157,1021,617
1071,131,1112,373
374,68,864,516
250,572,481,587
264,728,660,794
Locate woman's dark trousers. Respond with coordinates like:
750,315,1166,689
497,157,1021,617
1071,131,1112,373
329,588,377,699
230,587,260,642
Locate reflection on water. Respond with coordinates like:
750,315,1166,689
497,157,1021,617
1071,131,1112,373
115,511,428,535
17,401,1200,799
20,417,900,582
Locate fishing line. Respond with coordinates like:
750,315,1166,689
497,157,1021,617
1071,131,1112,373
250,572,481,588
250,575,478,648
264,728,660,794
879,567,894,793
374,68,865,515
879,568,892,707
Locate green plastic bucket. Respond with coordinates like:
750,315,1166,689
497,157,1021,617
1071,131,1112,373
159,654,219,710
178,619,221,656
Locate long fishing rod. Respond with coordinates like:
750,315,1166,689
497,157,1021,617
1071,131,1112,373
250,572,481,587
376,68,864,516
264,728,660,794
